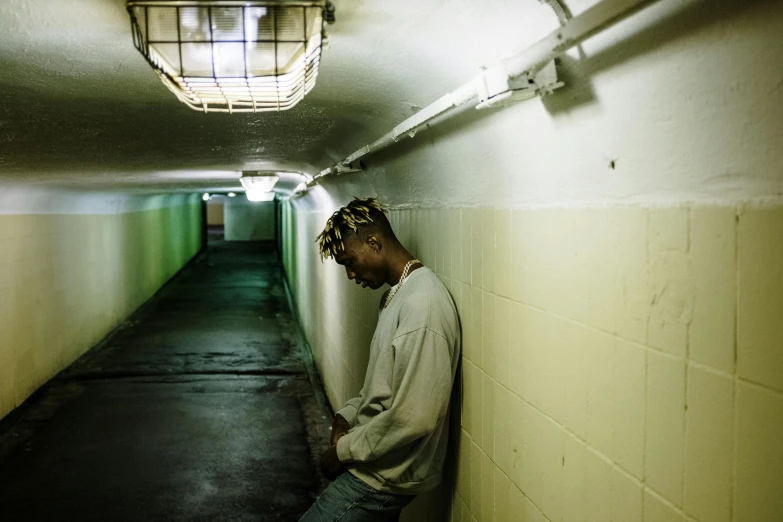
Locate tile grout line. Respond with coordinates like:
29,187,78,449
682,207,693,516
644,485,687,518
460,425,553,522
447,273,695,369
460,413,679,522
642,208,651,521
735,376,783,397
470,360,646,491
730,205,740,522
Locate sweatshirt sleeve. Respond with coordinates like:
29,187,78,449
335,396,363,428
336,327,453,464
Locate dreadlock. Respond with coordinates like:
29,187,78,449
316,197,388,260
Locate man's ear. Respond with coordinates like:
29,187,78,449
367,236,382,254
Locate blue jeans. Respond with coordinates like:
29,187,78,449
299,471,414,522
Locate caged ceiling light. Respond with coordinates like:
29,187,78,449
126,1,329,113
241,171,279,201
246,192,276,202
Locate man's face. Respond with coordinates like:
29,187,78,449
333,235,386,290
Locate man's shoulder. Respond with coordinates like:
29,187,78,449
398,269,458,337
407,268,450,301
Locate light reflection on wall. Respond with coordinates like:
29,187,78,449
284,185,382,407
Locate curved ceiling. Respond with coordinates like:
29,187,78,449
0,0,559,193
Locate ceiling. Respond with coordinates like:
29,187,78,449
0,0,558,193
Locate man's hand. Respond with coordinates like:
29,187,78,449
320,445,342,481
330,414,351,447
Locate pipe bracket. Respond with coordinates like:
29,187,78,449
476,60,563,110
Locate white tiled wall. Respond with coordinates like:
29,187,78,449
282,202,783,522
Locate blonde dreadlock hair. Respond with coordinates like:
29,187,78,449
316,197,388,260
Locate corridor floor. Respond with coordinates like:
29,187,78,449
0,239,330,521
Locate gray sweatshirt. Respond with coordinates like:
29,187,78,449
335,266,460,495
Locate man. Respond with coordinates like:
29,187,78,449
299,197,460,522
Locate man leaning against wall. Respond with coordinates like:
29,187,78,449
299,197,461,522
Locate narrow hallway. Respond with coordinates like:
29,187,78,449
0,240,329,521
1,1,781,521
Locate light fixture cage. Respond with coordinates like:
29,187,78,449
127,1,325,113
240,171,280,192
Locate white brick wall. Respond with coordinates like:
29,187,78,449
283,203,783,522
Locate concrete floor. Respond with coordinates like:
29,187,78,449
0,238,331,521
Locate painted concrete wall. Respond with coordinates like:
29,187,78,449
0,191,203,421
281,1,783,521
225,198,275,241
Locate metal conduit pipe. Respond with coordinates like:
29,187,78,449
302,0,664,191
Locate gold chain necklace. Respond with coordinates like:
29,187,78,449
383,259,421,309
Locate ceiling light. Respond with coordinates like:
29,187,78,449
228,192,236,197
202,192,210,201
246,191,276,202
241,171,279,202
240,171,279,192
127,1,327,113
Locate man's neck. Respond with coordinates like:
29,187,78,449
385,248,419,287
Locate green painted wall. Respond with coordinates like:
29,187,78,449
0,200,203,421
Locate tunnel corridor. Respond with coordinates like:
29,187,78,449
0,239,329,521
1,0,782,521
